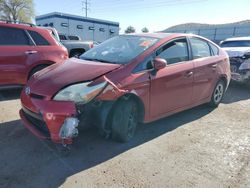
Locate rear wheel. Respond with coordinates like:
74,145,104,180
111,99,138,143
209,80,225,107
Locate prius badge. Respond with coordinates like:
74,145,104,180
25,87,31,95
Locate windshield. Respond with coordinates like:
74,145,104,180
80,35,159,64
220,40,250,48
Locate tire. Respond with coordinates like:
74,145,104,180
209,80,225,107
28,65,48,80
111,99,138,143
70,51,84,58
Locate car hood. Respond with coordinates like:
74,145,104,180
223,47,250,57
28,58,121,97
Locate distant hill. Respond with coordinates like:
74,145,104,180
164,20,250,31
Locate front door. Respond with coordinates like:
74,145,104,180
150,37,194,119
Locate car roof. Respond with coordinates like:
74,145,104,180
223,36,250,42
124,32,202,39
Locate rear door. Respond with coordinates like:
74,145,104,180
0,26,34,85
188,37,220,103
149,37,194,119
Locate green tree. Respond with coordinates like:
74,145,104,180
125,26,136,34
141,27,149,33
0,0,34,23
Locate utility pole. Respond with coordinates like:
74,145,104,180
82,0,90,17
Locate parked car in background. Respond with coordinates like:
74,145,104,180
220,37,250,85
0,21,68,89
41,27,95,58
20,33,230,146
59,34,81,41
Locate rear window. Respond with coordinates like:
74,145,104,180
68,35,80,40
28,30,50,46
59,34,67,40
0,26,31,46
220,40,250,48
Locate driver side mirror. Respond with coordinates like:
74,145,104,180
153,57,167,70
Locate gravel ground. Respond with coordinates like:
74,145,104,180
0,85,249,188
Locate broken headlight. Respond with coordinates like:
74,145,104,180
53,81,107,103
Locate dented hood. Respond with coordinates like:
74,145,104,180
29,58,121,97
223,47,250,57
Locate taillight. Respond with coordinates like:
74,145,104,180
89,43,94,48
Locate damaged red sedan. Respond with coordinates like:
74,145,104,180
20,33,231,145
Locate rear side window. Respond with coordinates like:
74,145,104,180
189,38,211,59
0,26,31,46
28,30,50,46
156,38,189,65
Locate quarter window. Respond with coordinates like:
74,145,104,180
28,30,50,46
189,38,211,59
156,38,189,65
0,26,31,46
210,43,219,55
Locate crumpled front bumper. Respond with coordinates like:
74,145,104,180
230,57,250,83
19,90,77,144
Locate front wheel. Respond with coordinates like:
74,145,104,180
209,80,225,107
111,100,138,143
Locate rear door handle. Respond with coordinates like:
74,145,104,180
185,71,193,77
25,50,37,55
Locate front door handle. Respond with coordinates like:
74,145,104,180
25,50,37,55
211,64,217,69
185,71,193,77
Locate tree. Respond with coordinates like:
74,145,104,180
125,26,136,34
0,0,35,23
141,27,149,33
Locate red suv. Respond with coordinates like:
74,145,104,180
0,21,68,89
20,33,230,146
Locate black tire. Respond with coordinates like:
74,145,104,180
111,99,138,143
70,51,84,58
209,80,225,107
28,65,48,80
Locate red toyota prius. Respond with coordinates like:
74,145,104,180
20,33,230,146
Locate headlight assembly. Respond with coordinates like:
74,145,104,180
53,81,107,103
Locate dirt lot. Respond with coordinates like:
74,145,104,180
0,85,249,188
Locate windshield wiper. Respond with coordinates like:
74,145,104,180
81,58,117,64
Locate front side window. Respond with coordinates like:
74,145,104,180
80,35,159,64
28,30,50,46
156,38,189,64
189,38,211,59
0,26,31,46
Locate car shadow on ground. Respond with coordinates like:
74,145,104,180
222,83,250,104
0,104,214,188
0,89,22,102
0,84,249,187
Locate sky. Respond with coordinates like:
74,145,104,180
34,0,250,33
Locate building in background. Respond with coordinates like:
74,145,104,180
36,12,119,42
164,20,250,44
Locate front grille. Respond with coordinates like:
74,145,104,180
22,108,50,137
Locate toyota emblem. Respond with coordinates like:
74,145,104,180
25,87,31,95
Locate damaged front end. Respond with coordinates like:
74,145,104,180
230,52,250,84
